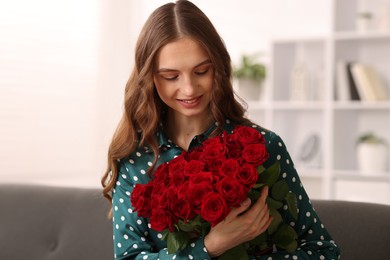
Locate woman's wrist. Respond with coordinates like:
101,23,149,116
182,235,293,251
204,233,224,257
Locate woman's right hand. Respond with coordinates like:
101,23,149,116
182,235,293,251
204,186,272,257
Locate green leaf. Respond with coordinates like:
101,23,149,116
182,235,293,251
267,208,282,235
266,196,283,210
271,180,289,201
218,244,249,260
247,189,261,202
272,224,298,252
177,220,197,233
167,231,190,254
250,232,268,248
256,165,266,174
286,192,298,220
258,161,280,187
252,183,265,189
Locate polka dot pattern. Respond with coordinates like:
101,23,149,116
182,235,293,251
111,121,340,259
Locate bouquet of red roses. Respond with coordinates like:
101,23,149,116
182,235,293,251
131,126,298,259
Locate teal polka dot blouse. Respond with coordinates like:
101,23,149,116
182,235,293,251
111,120,340,259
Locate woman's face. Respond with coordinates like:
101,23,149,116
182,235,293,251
154,37,214,121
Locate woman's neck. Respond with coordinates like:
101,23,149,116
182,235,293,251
165,111,213,150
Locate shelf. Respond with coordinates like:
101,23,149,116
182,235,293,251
334,30,390,41
272,101,324,110
333,101,390,110
333,170,390,182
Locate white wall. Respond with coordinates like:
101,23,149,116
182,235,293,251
0,0,331,188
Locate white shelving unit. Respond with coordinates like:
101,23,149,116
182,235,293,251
245,0,390,204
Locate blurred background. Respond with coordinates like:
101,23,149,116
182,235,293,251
1,0,389,204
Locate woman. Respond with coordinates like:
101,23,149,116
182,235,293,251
101,1,340,259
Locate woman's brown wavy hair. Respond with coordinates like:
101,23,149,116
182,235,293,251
101,0,252,202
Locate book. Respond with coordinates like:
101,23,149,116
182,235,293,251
335,61,351,101
350,63,389,101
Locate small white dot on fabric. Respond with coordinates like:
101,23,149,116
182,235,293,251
203,247,207,252
157,233,163,239
292,177,296,182
317,241,323,246
302,225,306,230
114,206,118,211
116,181,121,186
124,234,129,240
286,159,290,164
133,244,138,249
307,250,312,255
277,155,281,160
141,237,146,241
306,212,311,217
278,142,283,147
320,235,325,240
133,176,139,181
117,243,122,248
129,226,134,231
172,255,177,259
143,256,148,259
148,161,153,166
215,122,219,126
284,255,289,258
321,224,325,229
189,255,193,259
226,119,231,124
267,257,272,260
141,252,146,255
299,195,302,200
293,256,298,260
290,222,295,227
144,231,149,236
261,131,266,135
314,218,317,223
320,256,325,260
190,242,195,247
121,216,125,221
126,191,131,196
119,198,124,203
137,219,142,225
140,169,146,174
124,252,128,256
136,152,141,157
283,205,288,210
115,224,119,230
148,223,152,228
129,159,134,164
282,172,287,178
122,174,127,179
308,229,313,234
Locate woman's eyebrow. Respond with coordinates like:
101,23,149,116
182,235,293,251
156,59,211,73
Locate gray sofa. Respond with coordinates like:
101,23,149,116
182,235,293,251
1,184,389,260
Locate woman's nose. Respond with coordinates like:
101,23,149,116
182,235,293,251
181,75,197,96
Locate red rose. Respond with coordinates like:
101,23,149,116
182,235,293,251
169,156,187,175
189,171,214,185
131,183,154,218
207,156,226,172
200,192,231,227
220,159,240,177
216,176,247,207
225,140,243,160
150,208,175,232
233,126,265,146
153,162,169,184
184,160,206,176
187,183,213,214
201,138,228,163
242,143,269,165
172,197,196,221
235,164,259,189
156,186,177,211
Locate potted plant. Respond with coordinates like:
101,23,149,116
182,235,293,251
356,132,388,174
233,54,266,101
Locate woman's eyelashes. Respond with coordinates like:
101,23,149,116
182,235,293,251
159,67,211,81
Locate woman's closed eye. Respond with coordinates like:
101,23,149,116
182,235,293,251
194,68,209,76
160,73,179,81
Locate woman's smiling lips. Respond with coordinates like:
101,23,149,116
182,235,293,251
177,95,203,107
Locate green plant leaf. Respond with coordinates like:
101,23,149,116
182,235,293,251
268,208,282,235
256,165,266,174
219,244,249,260
258,161,280,187
271,180,289,201
266,196,283,210
167,231,190,254
286,192,298,220
250,232,268,247
272,224,298,253
253,183,265,189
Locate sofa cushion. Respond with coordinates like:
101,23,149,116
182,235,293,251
312,200,390,260
0,184,113,260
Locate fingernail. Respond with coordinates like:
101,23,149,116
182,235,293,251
241,198,251,206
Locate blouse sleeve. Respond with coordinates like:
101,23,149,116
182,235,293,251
112,159,212,260
257,132,340,260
